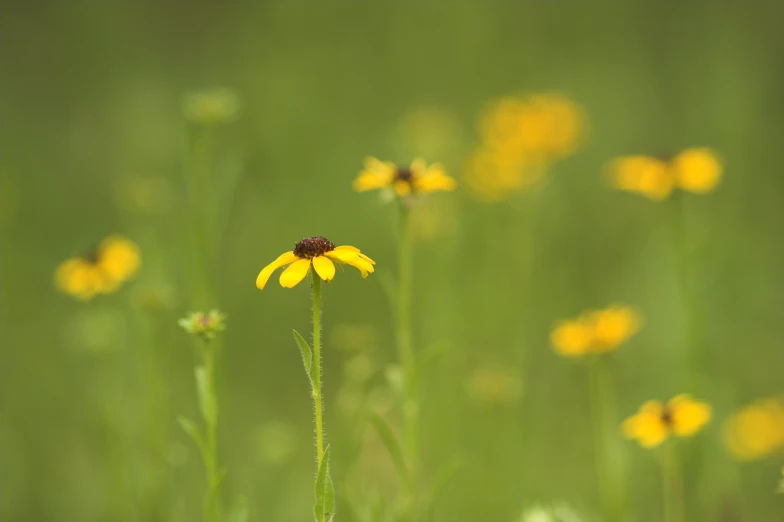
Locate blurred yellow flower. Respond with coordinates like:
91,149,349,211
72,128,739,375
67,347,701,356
723,398,784,461
255,236,375,290
622,395,711,448
606,148,722,200
55,236,140,300
466,93,586,201
550,305,641,357
353,157,456,198
181,88,240,125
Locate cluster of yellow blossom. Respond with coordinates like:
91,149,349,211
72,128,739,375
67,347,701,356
465,93,586,201
723,397,784,461
55,236,141,300
606,148,722,201
550,305,642,357
623,394,712,448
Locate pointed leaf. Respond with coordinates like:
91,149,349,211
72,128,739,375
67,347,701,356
177,416,205,454
370,414,410,490
195,365,217,425
293,329,314,385
418,457,464,518
229,496,249,522
325,473,336,522
313,445,332,522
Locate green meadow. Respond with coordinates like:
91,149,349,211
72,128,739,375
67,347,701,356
1,3,783,522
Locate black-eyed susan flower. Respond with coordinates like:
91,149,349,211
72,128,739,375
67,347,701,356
466,93,586,201
606,148,722,200
550,305,642,357
722,397,784,461
353,157,456,198
255,236,375,290
622,395,711,448
55,236,140,300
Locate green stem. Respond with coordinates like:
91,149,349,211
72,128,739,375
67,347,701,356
397,203,418,481
202,339,221,522
661,443,683,522
311,271,325,465
588,358,625,522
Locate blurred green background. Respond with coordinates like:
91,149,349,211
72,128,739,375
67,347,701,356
2,2,784,522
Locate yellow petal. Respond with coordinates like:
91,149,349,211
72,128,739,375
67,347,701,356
622,401,669,448
97,236,141,282
325,249,374,277
410,158,427,174
672,148,722,194
414,163,457,193
256,251,298,289
353,172,390,192
279,258,312,288
312,256,336,281
550,320,592,357
394,180,412,197
669,395,712,436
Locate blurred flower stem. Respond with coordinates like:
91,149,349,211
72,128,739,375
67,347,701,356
397,201,419,485
202,336,222,522
587,357,626,522
660,443,683,522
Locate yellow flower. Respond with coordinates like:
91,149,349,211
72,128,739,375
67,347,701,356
550,305,642,357
606,147,722,200
722,398,784,461
353,157,456,198
622,395,712,448
256,236,375,290
55,236,141,300
671,148,722,193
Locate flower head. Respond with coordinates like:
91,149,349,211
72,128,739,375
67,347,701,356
550,305,641,357
622,395,712,448
178,309,226,341
353,157,456,199
55,236,141,300
256,237,375,290
722,397,784,461
606,147,722,200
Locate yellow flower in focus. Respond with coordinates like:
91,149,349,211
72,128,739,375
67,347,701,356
55,236,141,300
181,88,240,125
550,305,642,357
722,398,784,461
623,395,712,448
353,157,456,198
256,236,375,290
606,147,722,200
671,148,722,193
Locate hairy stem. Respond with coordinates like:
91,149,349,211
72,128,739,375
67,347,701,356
311,270,325,465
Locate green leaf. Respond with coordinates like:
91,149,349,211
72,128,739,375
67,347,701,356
195,365,217,425
418,457,464,518
293,329,313,385
370,414,410,490
325,472,336,522
177,416,205,454
313,445,332,522
228,496,249,522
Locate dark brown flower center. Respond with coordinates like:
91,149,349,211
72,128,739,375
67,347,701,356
395,167,414,184
293,236,335,259
82,244,102,264
661,408,673,426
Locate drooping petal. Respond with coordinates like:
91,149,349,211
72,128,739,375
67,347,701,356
312,255,336,281
325,249,374,277
256,251,298,289
353,157,396,192
669,395,712,437
415,163,457,193
279,258,312,288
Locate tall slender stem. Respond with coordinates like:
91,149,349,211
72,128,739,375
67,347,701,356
661,443,684,522
311,271,325,465
588,358,625,522
397,202,418,478
202,338,221,522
